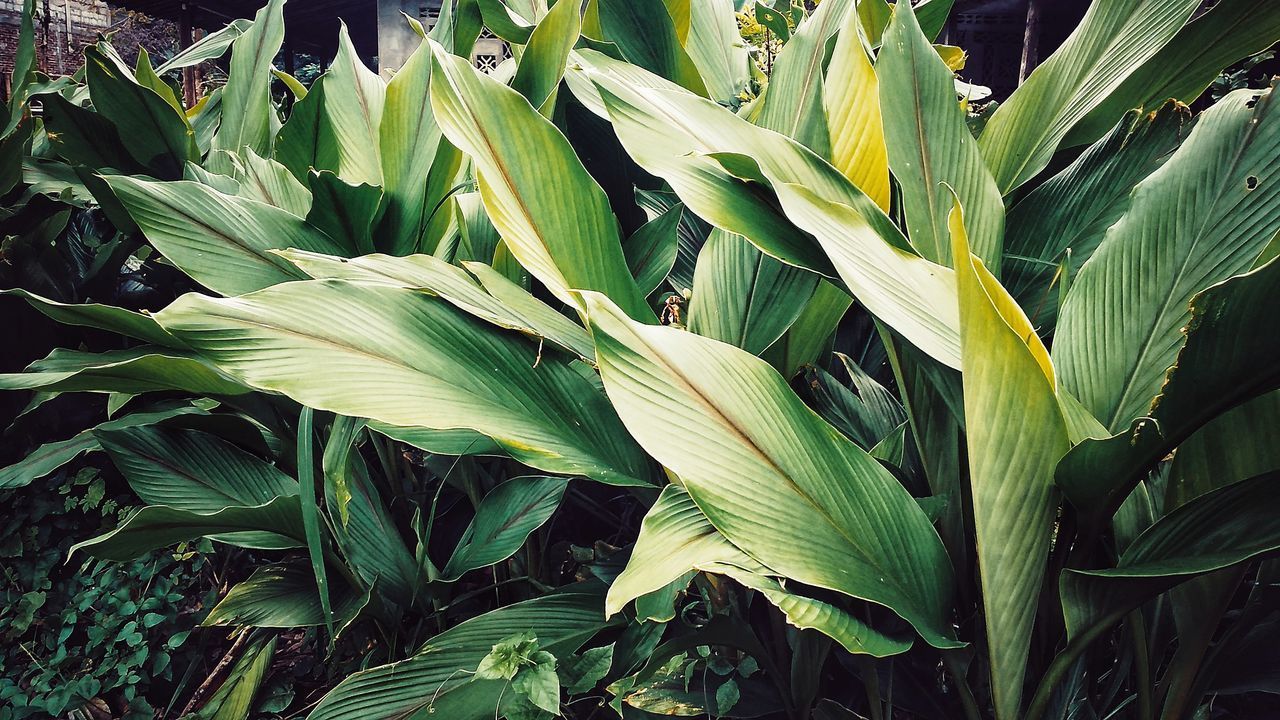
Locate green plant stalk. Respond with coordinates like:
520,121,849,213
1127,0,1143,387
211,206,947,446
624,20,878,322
297,407,334,639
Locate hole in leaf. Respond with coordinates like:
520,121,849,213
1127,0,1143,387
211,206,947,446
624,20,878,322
1246,95,1261,108
1246,176,1259,190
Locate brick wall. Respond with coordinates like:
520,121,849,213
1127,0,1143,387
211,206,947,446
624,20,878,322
1,1,110,82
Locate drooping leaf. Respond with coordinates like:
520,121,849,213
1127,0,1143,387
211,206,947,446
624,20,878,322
3,288,182,348
0,403,207,490
1054,84,1280,431
70,496,305,561
0,346,248,397
878,3,1003,270
204,562,366,628
106,176,346,296
950,196,1068,719
156,18,253,75
38,92,139,171
429,42,651,320
311,593,611,720
583,292,958,648
280,249,595,361
1059,473,1280,655
154,280,653,486
442,476,569,580
978,0,1199,192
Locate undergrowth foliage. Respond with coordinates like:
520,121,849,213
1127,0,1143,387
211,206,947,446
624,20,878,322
1,0,1279,718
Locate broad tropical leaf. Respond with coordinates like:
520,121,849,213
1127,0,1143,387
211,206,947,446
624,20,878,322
212,0,284,158
1003,104,1187,326
687,229,818,355
878,3,1003,270
106,176,346,296
1056,255,1280,517
429,42,651,320
311,593,611,720
319,25,386,186
1054,85,1280,431
154,280,653,486
583,292,958,648
205,562,366,628
978,0,1199,192
0,346,248,396
824,8,889,211
597,0,707,96
951,198,1068,719
441,476,569,580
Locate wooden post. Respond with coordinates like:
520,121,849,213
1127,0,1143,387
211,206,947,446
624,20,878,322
179,2,197,108
1018,0,1043,84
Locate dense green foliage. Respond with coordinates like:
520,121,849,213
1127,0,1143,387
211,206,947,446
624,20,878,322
2,0,1279,718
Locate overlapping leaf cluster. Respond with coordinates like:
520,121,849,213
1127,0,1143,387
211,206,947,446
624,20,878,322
2,0,1279,718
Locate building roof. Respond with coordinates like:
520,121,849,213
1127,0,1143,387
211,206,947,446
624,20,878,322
114,0,379,57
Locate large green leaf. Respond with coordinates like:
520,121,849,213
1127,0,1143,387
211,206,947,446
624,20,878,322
155,18,253,75
280,249,595,361
38,92,139,172
598,0,707,96
877,3,1003,270
321,25,387,186
0,346,247,396
824,6,889,210
227,147,313,217
582,62,963,368
753,0,853,156
623,203,682,296
275,75,333,182
204,562,366,628
511,0,582,110
306,171,383,256
583,292,958,648
1064,0,1280,149
1054,85,1280,431
311,593,610,720
377,33,456,255
1060,471,1280,648
606,485,769,616
978,0,1199,192
3,288,182,347
0,403,207,490
325,453,420,606
95,425,295,511
84,46,195,178
428,42,651,320
683,0,748,104
1055,255,1280,518
212,0,285,158
70,495,305,561
1002,104,1187,327
106,176,346,296
950,198,1068,719
441,476,569,580
154,280,653,486
687,229,818,355
95,425,299,549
